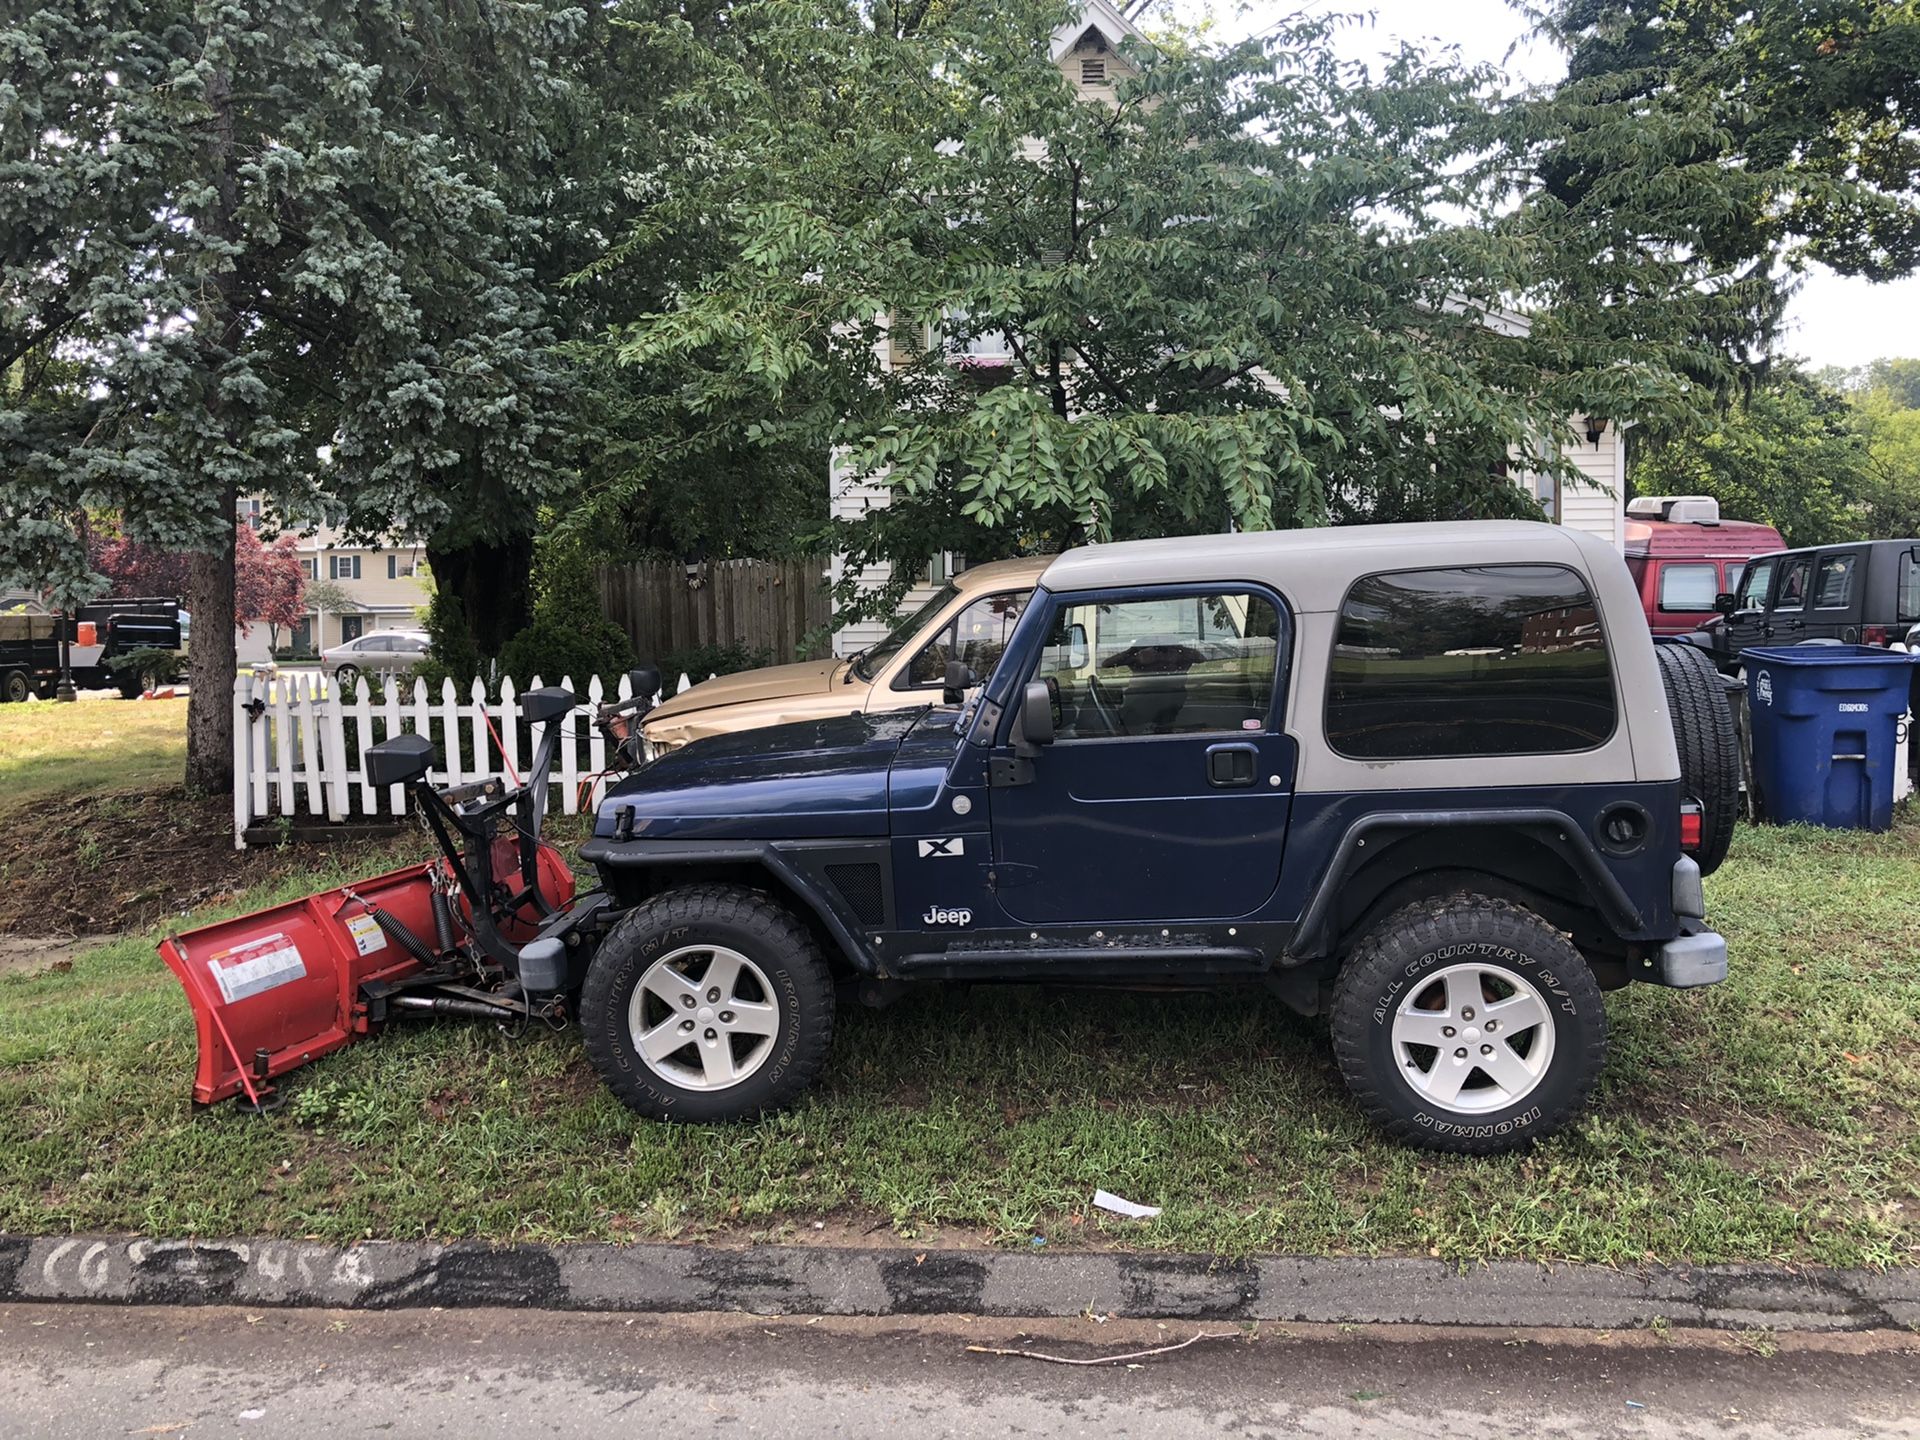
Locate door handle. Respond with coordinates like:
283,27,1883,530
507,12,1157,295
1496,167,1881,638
1206,742,1258,788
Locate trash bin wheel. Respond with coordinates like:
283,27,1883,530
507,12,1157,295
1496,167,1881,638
1656,642,1739,876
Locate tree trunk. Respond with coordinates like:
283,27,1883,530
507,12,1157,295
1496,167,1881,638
426,532,536,658
184,496,238,793
184,58,243,795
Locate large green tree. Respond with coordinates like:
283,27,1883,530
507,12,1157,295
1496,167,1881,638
608,1,1725,625
1840,360,1920,537
1533,0,1920,290
2,0,585,788
1631,372,1873,545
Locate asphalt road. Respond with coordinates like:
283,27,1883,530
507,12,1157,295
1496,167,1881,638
3,1304,1916,1439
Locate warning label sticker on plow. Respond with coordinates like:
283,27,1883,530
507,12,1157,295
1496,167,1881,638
344,912,388,957
205,933,307,1005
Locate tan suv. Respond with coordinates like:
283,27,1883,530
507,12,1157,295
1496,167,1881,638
639,555,1047,753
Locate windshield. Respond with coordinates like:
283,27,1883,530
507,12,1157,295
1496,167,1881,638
853,583,959,681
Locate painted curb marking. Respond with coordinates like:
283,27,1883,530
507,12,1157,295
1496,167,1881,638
3,1237,1915,1331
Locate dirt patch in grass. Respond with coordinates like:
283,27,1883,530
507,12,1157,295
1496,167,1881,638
0,786,428,936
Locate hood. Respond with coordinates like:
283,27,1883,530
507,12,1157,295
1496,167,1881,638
644,657,848,724
594,708,926,840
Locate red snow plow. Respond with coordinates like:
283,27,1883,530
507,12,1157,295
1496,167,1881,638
160,677,656,1109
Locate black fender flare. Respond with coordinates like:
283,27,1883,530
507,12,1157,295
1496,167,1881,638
1285,809,1646,961
578,836,884,975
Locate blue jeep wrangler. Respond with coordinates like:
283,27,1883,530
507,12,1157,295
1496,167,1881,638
576,521,1733,1154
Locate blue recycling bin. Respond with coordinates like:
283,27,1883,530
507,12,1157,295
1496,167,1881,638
1745,646,1918,831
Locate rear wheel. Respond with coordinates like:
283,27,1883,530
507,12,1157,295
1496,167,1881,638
1330,897,1608,1155
333,663,360,689
581,884,836,1122
1655,642,1739,875
1,670,29,704
114,669,144,699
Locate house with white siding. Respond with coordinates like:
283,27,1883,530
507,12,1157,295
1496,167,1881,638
828,1,1630,654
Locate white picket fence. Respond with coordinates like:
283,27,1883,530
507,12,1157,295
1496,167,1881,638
230,669,705,848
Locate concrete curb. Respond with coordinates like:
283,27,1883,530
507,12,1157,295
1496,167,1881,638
2,1236,1916,1331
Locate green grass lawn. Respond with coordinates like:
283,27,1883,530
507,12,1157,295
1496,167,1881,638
0,697,188,815
2,811,1918,1264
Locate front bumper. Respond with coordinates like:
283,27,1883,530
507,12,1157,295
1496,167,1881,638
1648,925,1728,988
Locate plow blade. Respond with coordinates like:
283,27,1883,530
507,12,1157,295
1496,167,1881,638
159,862,441,1106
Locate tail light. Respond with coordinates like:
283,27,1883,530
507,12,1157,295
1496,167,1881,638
1679,801,1704,851
1865,624,1889,647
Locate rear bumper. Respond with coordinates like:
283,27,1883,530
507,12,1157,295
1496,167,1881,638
1648,926,1728,988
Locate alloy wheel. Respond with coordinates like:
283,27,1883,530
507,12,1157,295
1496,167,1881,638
1389,963,1557,1113
627,944,782,1091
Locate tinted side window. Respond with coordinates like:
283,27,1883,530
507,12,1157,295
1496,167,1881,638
1813,553,1856,609
1032,592,1280,740
1737,557,1776,610
1900,550,1920,624
1773,554,1813,610
1327,566,1615,759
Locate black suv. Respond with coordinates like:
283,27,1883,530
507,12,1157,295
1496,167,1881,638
1697,539,1920,671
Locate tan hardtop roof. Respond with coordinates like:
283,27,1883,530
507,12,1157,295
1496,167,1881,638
954,554,1053,590
1037,520,1606,610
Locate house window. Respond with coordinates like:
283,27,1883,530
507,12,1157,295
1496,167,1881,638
1080,57,1107,85
300,558,317,580
386,554,418,580
934,307,1012,364
330,555,362,581
1518,468,1560,523
238,497,263,530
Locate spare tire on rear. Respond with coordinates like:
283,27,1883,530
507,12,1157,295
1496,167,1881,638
1655,642,1738,876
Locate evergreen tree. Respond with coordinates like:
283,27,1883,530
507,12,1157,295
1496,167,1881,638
3,0,586,788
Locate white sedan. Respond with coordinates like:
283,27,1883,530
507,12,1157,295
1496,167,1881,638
321,630,432,684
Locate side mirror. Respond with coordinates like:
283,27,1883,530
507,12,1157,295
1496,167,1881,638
942,658,976,705
1019,679,1055,751
627,664,661,703
366,732,435,788
1714,592,1738,616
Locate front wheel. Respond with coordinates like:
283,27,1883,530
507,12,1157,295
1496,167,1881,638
580,884,836,1122
1329,897,1608,1155
2,670,28,704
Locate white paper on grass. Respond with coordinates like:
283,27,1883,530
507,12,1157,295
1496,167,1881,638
1091,1189,1161,1220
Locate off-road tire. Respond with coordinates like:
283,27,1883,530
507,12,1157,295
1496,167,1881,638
1330,897,1608,1156
1,669,28,704
581,884,836,1123
1655,642,1738,875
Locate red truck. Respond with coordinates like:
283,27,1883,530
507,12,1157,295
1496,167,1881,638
1623,496,1785,638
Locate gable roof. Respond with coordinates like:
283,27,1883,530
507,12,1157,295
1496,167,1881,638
1049,0,1145,62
